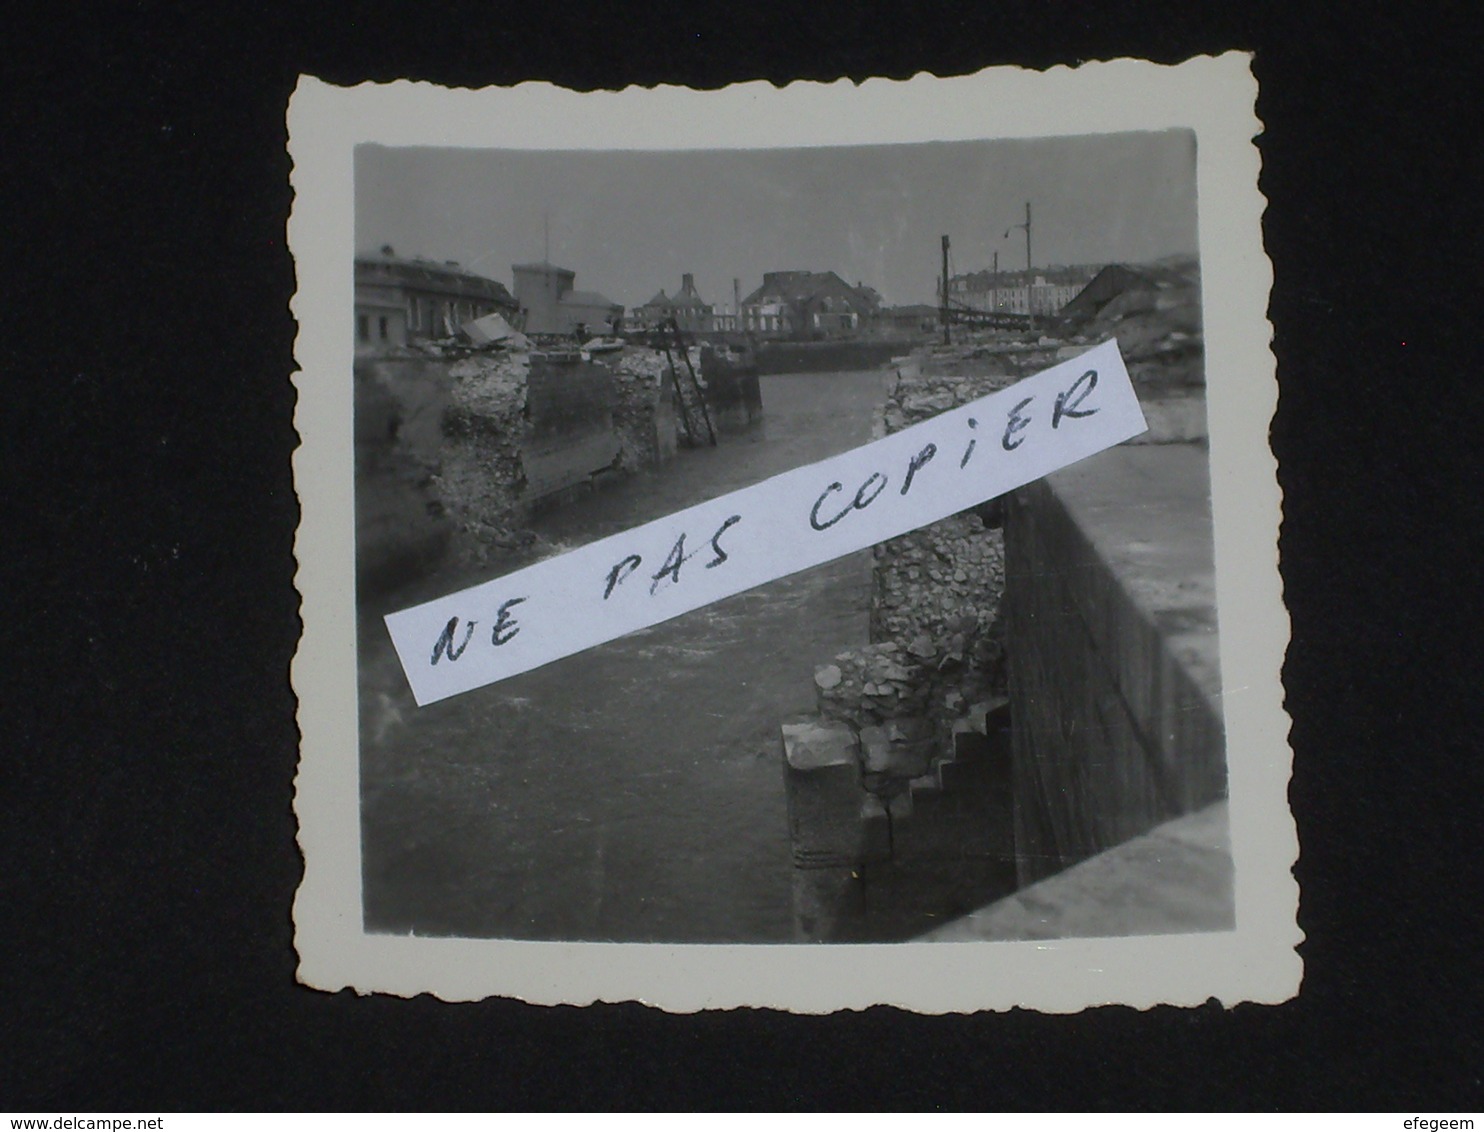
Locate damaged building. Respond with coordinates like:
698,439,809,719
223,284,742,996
631,273,715,334
740,270,882,339
354,247,519,354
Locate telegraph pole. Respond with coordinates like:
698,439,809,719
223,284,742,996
940,234,951,345
1024,200,1032,273
1005,201,1034,314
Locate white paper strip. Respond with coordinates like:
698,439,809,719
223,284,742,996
385,339,1146,705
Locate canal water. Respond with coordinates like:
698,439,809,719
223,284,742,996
358,369,893,942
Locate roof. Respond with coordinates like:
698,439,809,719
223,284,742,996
741,270,874,308
1060,259,1201,320
512,261,576,275
354,252,516,306
642,284,710,311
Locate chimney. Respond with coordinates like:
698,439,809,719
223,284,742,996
682,272,694,291
380,244,395,256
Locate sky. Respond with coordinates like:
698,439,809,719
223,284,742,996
355,130,1198,310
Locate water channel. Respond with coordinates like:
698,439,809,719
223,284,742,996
358,368,892,942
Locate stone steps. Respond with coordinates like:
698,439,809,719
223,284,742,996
782,698,1019,941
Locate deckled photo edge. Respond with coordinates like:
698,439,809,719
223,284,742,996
287,54,1299,1011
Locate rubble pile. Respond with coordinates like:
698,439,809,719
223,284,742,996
434,352,534,553
871,516,1004,669
1061,256,1204,389
879,368,1016,435
801,360,1013,796
1081,282,1203,389
606,347,677,471
813,643,931,729
868,366,1015,728
870,513,1008,729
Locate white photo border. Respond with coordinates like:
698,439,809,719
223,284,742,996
289,54,1300,1011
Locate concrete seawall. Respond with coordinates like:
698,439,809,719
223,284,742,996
780,440,1231,941
754,338,920,375
698,345,764,432
354,345,763,597
1006,443,1227,887
521,356,622,503
779,313,1231,939
353,358,455,596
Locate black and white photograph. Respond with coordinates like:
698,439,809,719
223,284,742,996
291,60,1296,1009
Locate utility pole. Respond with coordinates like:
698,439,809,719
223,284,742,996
992,250,999,311
1024,200,1032,273
1005,201,1033,314
940,234,951,346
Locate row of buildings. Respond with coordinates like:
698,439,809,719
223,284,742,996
353,250,898,351
354,248,625,354
354,249,519,351
628,269,894,337
944,266,1098,318
353,249,1110,353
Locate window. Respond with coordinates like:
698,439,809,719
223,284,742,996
378,316,388,340
357,314,369,341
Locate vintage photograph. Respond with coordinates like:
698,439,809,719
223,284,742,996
352,131,1222,945
291,61,1296,1009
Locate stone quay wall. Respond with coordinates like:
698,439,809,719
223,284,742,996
697,345,764,433
782,351,1029,941
356,343,763,597
353,357,456,596
754,338,918,375
1005,444,1226,888
782,267,1223,939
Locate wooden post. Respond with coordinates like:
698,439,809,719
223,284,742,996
1024,200,1032,273
940,234,951,346
659,333,696,447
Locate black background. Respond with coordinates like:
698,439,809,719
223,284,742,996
6,0,1482,1111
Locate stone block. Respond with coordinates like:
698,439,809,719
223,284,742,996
951,726,992,763
790,865,864,943
884,717,933,743
859,725,892,774
782,721,867,870
887,790,914,822
883,738,934,780
908,772,941,795
782,719,858,772
938,755,989,795
859,794,893,864
964,696,1009,735
890,787,965,864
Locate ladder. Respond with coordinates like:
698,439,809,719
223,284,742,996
656,317,716,447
